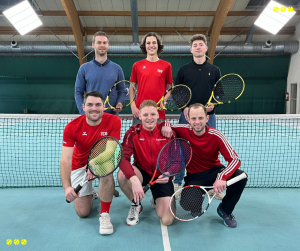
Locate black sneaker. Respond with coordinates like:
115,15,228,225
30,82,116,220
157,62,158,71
217,203,237,228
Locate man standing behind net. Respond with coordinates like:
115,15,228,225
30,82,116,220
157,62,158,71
75,31,125,197
75,31,126,115
129,32,173,125
60,91,121,235
175,34,221,127
173,34,222,197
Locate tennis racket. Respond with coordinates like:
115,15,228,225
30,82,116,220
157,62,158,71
157,85,192,111
66,136,123,203
143,138,192,194
206,73,245,107
104,80,136,111
170,172,247,221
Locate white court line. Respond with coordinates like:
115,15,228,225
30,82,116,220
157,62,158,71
161,221,171,251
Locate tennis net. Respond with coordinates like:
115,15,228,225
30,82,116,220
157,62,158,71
1,114,299,188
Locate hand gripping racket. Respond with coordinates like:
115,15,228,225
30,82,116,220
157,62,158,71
170,172,247,221
143,138,192,194
66,136,123,203
157,85,192,111
206,73,245,107
104,80,137,111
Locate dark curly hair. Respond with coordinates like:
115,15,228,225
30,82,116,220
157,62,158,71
189,34,207,47
140,32,164,55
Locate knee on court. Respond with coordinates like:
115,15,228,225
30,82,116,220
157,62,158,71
160,217,174,226
156,209,174,226
75,207,91,218
74,197,92,218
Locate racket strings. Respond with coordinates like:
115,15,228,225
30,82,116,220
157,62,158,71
88,138,122,177
158,140,191,175
214,75,244,103
171,186,209,221
165,85,191,110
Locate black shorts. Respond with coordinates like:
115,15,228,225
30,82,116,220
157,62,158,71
184,165,246,187
136,166,174,202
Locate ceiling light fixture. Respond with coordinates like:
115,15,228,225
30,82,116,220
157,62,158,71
254,0,296,35
3,0,42,35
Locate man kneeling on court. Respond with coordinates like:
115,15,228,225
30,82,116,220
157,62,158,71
60,91,121,235
162,103,247,228
118,100,176,226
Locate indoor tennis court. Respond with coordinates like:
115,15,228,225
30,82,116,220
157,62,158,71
1,0,300,251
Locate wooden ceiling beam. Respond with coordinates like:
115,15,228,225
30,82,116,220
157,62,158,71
208,0,235,64
60,0,86,65
79,18,85,36
207,17,215,36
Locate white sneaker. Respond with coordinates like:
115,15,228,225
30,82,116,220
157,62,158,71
92,187,99,200
207,189,225,200
126,204,143,226
174,183,182,200
99,213,113,235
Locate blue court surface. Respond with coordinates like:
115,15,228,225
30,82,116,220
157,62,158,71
1,115,300,250
0,188,300,251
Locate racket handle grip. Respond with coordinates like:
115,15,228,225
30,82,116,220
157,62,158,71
227,173,248,187
143,184,150,193
65,184,83,203
74,184,83,194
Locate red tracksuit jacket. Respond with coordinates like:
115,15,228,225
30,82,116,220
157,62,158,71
119,122,176,180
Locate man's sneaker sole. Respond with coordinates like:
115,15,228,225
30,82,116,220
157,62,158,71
100,228,114,235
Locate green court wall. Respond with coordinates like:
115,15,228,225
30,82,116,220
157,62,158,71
0,56,289,114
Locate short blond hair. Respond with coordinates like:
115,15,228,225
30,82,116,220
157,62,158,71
188,103,207,117
140,100,158,110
